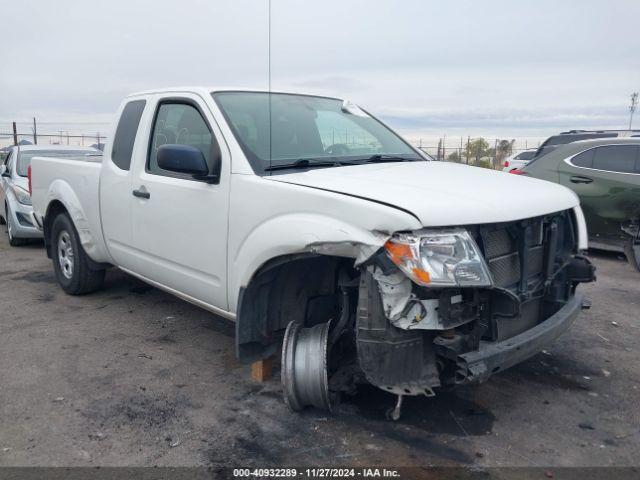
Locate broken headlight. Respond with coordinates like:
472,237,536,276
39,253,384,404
384,229,493,287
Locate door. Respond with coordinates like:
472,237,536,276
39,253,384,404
100,99,147,269
129,95,230,310
559,144,640,244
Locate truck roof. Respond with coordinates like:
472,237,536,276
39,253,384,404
16,145,99,152
126,86,343,101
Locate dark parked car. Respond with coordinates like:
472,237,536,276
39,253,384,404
522,138,640,270
533,129,640,159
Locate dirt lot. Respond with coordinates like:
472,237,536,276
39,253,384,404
0,233,639,469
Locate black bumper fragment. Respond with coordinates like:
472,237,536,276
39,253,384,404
455,293,585,384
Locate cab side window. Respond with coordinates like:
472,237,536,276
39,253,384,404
592,145,638,174
148,102,219,178
111,100,146,171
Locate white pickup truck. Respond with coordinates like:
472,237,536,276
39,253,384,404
30,87,595,416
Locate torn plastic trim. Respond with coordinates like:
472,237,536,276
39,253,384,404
369,265,474,331
356,269,441,395
304,230,391,266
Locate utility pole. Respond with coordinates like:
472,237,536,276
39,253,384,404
12,122,18,146
466,136,470,165
629,92,638,130
32,118,38,144
442,134,446,160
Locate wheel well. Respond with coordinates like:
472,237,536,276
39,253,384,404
235,254,358,363
43,200,69,258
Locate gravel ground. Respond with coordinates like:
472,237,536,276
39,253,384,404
0,233,639,468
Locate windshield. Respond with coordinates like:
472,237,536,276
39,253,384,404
515,150,535,160
213,92,421,173
17,149,98,176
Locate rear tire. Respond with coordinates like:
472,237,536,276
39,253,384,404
50,212,105,294
6,203,27,247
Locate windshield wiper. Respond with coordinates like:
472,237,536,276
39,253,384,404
363,154,418,163
264,158,342,172
264,154,420,171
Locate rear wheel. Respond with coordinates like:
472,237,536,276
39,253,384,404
5,203,27,247
50,212,105,294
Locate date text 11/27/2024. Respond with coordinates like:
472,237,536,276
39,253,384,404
232,468,401,478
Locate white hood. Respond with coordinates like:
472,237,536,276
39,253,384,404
269,161,579,226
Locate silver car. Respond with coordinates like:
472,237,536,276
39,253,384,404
501,149,537,172
0,145,99,246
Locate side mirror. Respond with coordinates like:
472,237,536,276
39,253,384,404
0,164,7,177
157,144,209,176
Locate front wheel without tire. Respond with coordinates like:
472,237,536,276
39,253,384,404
50,213,105,294
281,320,333,412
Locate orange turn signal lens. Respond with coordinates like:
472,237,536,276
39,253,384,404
384,240,414,263
411,268,431,284
384,239,432,285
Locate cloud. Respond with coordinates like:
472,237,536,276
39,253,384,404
1,0,639,141
291,76,370,93
382,105,628,130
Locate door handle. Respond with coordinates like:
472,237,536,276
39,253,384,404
132,187,150,199
570,176,593,184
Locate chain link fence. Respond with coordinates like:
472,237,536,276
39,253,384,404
1,124,543,170
413,136,542,170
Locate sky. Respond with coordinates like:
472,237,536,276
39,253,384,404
1,0,639,148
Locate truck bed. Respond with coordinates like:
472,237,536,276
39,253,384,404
30,154,110,263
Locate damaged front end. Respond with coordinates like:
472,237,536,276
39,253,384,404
355,209,595,403
279,209,595,416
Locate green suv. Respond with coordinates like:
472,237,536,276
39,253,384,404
521,138,640,271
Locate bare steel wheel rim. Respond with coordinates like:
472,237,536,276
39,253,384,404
57,230,75,280
281,320,332,412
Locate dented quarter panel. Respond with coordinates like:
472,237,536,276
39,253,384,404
30,157,111,263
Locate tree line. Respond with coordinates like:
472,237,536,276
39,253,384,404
434,138,517,169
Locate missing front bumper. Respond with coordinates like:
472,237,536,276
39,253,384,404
453,293,585,384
